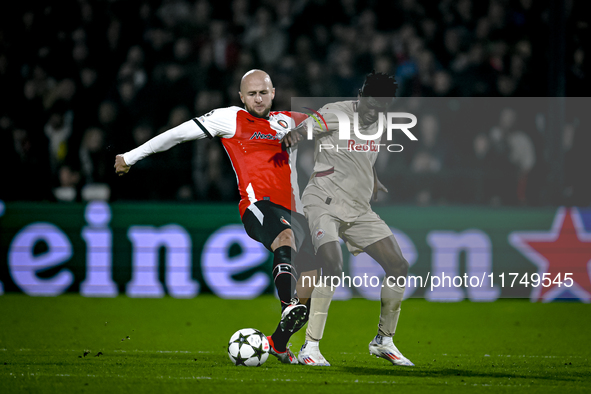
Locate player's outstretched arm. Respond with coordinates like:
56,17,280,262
113,118,212,177
114,155,130,176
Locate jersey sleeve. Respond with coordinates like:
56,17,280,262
306,103,342,136
122,120,206,165
270,111,309,140
286,111,308,126
122,107,238,166
193,107,238,139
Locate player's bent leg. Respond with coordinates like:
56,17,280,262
272,246,307,333
268,300,307,359
368,278,412,366
300,241,341,366
365,236,408,337
294,228,321,306
296,268,318,305
270,228,297,251
364,236,413,366
364,236,409,337
364,235,409,280
270,258,307,355
295,270,316,331
318,240,344,279
269,231,308,354
377,277,404,337
272,245,300,309
306,241,341,341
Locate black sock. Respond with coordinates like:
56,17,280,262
272,246,297,307
270,322,291,352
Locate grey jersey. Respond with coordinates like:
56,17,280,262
302,100,383,222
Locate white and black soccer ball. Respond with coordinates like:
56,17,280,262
227,328,270,367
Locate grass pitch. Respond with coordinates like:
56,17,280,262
0,295,589,393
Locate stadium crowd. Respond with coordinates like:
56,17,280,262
0,0,589,206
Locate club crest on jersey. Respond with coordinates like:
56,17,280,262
315,229,325,240
277,119,289,128
280,217,291,226
250,131,280,140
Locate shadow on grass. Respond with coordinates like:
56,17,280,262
339,366,583,383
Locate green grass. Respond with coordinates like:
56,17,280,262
0,295,590,393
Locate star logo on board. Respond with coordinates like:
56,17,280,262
509,207,591,303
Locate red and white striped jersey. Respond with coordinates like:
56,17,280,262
123,106,307,217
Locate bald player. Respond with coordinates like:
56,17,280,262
283,71,414,367
115,70,316,364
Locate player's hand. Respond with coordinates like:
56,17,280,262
281,130,304,148
114,155,130,176
372,178,388,201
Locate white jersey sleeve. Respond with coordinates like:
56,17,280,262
305,102,346,136
193,107,239,139
122,107,238,166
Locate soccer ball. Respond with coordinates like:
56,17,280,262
227,328,270,367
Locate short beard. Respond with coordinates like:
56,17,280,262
246,104,271,118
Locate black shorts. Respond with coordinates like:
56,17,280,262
242,200,318,273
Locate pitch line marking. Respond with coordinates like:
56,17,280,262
5,373,568,388
0,348,213,354
4,349,583,359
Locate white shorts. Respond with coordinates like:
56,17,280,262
304,202,392,255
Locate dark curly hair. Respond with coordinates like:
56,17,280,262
359,70,398,101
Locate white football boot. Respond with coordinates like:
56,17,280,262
267,336,298,364
368,335,414,366
279,299,307,334
298,340,331,366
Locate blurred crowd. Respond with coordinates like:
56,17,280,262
0,0,589,206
